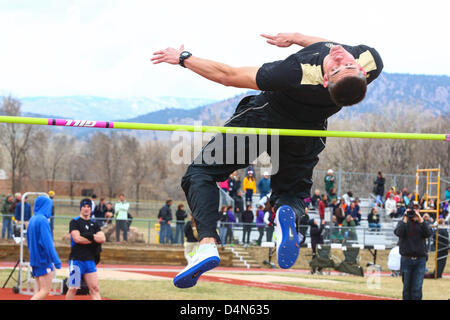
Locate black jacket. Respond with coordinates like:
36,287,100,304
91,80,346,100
394,220,432,258
373,177,385,196
309,221,324,247
175,209,187,222
368,212,380,224
158,204,172,222
241,210,254,224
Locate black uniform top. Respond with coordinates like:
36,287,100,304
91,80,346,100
256,42,383,125
69,216,101,261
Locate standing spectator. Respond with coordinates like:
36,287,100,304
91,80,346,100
255,205,265,246
1,195,14,240
233,190,244,222
184,213,199,264
429,219,449,278
90,194,97,215
394,202,432,300
385,194,397,219
175,204,188,244
311,189,321,209
241,205,254,245
297,207,311,245
218,205,228,246
48,190,56,236
66,199,105,300
26,196,61,300
225,206,236,245
230,171,242,198
257,172,271,200
93,198,107,227
324,169,336,198
158,199,173,244
14,195,32,228
243,170,256,206
104,202,115,226
368,207,381,231
264,207,276,243
318,194,328,220
114,193,130,242
334,201,346,225
373,171,385,206
445,186,450,201
309,219,325,274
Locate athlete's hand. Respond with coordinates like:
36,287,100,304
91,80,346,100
151,44,185,65
261,33,298,48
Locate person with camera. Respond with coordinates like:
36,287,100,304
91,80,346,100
394,202,432,300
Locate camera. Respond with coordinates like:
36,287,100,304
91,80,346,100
406,209,416,218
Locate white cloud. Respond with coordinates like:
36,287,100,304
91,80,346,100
0,0,448,99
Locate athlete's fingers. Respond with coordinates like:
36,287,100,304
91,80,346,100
260,33,275,40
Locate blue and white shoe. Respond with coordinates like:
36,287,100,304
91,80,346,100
274,205,300,269
173,243,220,289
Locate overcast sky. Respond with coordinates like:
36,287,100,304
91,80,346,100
0,0,449,101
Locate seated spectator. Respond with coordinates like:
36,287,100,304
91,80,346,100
328,187,338,203
311,189,321,209
241,205,254,245
395,201,406,219
345,202,361,225
338,197,348,212
341,215,357,241
368,207,381,231
385,186,396,200
257,172,271,200
445,186,450,201
342,191,354,206
330,215,344,243
385,194,397,219
334,202,346,225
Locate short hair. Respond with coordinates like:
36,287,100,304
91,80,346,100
328,73,367,106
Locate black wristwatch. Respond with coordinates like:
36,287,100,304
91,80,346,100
179,51,192,68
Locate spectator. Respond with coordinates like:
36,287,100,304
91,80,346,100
403,192,411,207
318,194,327,220
14,195,32,227
310,189,321,210
330,215,344,243
255,205,265,246
48,190,56,236
368,207,381,231
104,202,115,226
233,190,244,222
427,219,448,278
345,202,361,225
342,215,357,241
298,207,311,245
394,202,432,300
225,206,236,245
396,200,407,219
329,197,338,212
175,204,188,244
373,171,385,206
422,213,433,251
445,186,450,201
338,197,348,212
385,187,396,200
184,213,199,264
90,194,97,215
257,172,271,199
241,205,254,245
218,206,228,246
230,171,241,198
324,169,336,198
1,195,14,240
243,170,256,205
26,196,61,300
93,197,107,227
328,187,338,203
115,193,130,242
385,194,397,219
334,201,346,225
264,206,276,243
342,191,353,206
158,199,173,244
309,218,325,274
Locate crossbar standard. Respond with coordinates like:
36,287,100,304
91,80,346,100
0,115,448,141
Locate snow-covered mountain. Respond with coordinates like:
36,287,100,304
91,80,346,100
18,96,217,120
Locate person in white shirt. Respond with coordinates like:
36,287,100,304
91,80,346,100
114,193,130,242
385,194,397,219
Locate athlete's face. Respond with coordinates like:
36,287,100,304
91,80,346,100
323,45,366,88
80,204,91,218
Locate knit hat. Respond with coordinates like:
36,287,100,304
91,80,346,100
80,198,92,210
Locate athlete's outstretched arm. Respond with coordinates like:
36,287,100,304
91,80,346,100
261,32,330,48
151,45,260,90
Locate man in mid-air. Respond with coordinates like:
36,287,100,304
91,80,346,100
152,32,383,288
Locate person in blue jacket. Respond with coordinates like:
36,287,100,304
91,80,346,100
26,196,61,300
14,196,32,225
